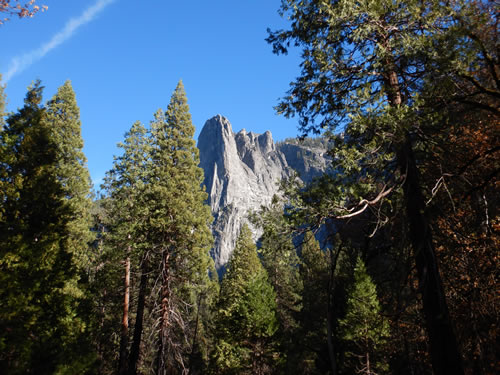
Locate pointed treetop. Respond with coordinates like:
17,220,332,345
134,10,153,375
224,224,263,283
49,80,78,110
170,79,187,104
56,80,76,98
167,80,189,118
25,80,44,107
46,80,86,161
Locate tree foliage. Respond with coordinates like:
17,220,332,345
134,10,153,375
97,120,152,375
213,224,279,374
268,1,498,373
101,81,217,375
339,257,390,375
45,81,93,270
252,195,303,372
297,231,331,374
425,106,499,373
150,81,216,375
0,81,93,374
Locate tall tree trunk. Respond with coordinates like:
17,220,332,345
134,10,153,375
397,137,464,375
128,256,149,375
118,254,131,375
156,251,171,375
326,303,337,375
383,57,464,374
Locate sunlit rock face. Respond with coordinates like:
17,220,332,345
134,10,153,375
198,115,328,271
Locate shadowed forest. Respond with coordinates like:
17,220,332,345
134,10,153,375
0,0,498,374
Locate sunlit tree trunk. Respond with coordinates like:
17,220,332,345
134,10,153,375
118,253,130,375
156,251,171,375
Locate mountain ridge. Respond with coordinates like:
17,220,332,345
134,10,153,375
198,115,328,270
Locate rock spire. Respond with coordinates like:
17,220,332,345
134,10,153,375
198,115,328,271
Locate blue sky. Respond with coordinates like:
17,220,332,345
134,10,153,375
1,0,303,186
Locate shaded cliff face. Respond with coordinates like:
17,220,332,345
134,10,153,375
198,115,328,270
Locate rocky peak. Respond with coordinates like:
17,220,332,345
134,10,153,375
198,115,328,271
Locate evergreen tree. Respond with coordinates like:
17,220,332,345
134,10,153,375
101,82,216,374
84,198,126,375
45,80,95,372
45,81,93,271
213,224,279,374
252,196,303,372
339,257,390,375
0,81,93,374
148,80,216,375
100,120,152,375
298,231,330,374
266,1,499,372
298,231,352,375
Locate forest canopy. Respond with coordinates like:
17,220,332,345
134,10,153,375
0,0,498,374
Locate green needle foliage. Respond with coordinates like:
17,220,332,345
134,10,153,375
298,231,330,374
252,195,303,372
0,81,93,374
45,81,93,272
103,120,151,258
99,119,152,374
213,224,279,374
150,80,216,375
267,1,499,373
102,81,216,374
339,257,390,375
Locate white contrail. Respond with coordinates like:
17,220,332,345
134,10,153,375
3,0,116,83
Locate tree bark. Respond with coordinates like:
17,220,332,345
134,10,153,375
128,256,149,375
397,137,464,375
118,254,131,375
156,251,171,375
382,54,464,373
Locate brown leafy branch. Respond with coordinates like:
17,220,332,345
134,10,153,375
0,0,47,25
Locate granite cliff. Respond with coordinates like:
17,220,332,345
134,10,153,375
198,115,328,271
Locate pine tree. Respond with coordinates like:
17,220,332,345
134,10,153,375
252,196,303,372
100,120,152,375
298,231,353,375
84,198,125,375
45,80,95,372
265,1,497,372
101,81,216,374
45,81,93,272
148,80,216,375
0,81,93,374
298,231,330,374
339,257,390,375
213,224,279,374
